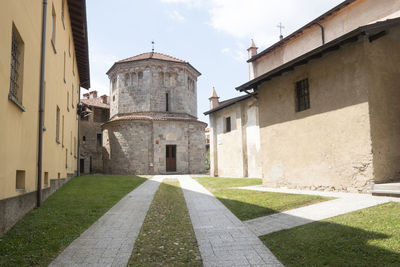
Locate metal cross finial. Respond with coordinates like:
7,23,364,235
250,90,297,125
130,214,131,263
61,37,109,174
277,22,285,40
151,41,155,52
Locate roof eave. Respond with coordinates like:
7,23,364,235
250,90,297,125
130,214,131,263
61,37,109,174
237,18,400,92
106,58,201,77
68,0,90,89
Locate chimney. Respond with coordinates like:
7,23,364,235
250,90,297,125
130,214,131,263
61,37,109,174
209,87,220,110
83,93,90,99
247,39,258,80
247,39,258,59
89,90,98,99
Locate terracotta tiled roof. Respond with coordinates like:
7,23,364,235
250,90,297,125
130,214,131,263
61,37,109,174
118,52,187,63
81,96,110,109
103,112,207,126
204,94,253,115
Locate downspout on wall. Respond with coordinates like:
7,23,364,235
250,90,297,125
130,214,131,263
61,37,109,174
316,23,326,45
37,0,48,208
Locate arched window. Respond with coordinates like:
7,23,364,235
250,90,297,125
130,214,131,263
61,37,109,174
112,78,117,91
159,72,164,86
124,73,130,87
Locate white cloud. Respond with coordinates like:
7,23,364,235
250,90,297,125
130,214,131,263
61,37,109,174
221,47,230,54
89,79,109,96
161,0,343,48
168,10,185,21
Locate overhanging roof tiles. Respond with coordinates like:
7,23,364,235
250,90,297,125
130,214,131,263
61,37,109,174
68,0,90,89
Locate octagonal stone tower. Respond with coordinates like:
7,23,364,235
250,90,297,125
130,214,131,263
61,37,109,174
102,52,206,174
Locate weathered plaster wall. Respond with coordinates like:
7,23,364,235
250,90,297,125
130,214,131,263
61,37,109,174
258,38,374,192
245,100,262,178
367,26,400,183
209,98,262,178
253,0,400,77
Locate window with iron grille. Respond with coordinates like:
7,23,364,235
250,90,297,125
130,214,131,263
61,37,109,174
9,25,24,108
295,78,310,112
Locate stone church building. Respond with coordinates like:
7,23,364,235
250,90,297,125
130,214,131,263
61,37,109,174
208,0,400,193
102,52,206,175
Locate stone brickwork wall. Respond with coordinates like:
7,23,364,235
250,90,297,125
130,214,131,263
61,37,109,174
103,119,206,175
103,54,205,175
108,60,198,118
80,106,109,173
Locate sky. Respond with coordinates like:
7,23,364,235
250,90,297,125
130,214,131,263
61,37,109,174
85,0,343,124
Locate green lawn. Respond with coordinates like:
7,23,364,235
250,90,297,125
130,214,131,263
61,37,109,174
0,175,146,267
195,177,333,221
261,202,400,266
129,179,202,266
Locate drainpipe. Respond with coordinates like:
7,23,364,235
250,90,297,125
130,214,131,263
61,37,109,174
316,23,325,45
37,0,48,208
77,90,81,176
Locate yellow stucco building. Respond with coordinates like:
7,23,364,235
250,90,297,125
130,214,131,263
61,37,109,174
0,0,90,236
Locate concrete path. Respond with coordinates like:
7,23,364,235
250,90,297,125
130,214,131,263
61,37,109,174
49,176,164,267
240,185,400,237
179,175,283,267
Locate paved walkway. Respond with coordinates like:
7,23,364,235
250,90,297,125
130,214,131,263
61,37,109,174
49,176,164,267
179,175,283,267
240,185,400,237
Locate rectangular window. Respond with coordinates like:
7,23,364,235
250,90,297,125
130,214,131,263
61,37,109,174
166,93,169,112
63,51,66,83
51,5,56,52
70,131,72,154
61,0,65,28
72,55,75,76
44,172,49,186
225,117,231,133
295,78,310,112
67,91,69,111
9,24,25,109
56,106,60,143
82,135,86,142
71,85,74,108
97,133,102,147
68,37,71,57
66,149,68,168
16,170,26,190
74,136,77,156
62,115,64,146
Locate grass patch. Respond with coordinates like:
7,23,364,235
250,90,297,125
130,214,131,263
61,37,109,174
195,177,333,221
129,179,202,266
261,202,400,266
0,175,146,267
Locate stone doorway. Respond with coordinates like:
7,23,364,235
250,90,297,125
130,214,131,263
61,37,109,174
166,145,176,172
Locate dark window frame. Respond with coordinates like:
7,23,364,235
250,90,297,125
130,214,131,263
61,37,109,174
295,78,310,112
225,117,231,133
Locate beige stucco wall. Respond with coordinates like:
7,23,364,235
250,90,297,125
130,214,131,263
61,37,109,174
209,97,262,178
253,0,400,78
366,26,400,184
257,38,374,192
0,0,81,200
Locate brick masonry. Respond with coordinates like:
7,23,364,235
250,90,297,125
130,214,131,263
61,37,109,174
103,55,206,175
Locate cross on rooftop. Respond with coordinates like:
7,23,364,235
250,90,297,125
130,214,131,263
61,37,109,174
151,40,154,52
277,22,285,40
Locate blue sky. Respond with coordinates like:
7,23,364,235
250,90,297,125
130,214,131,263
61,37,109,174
86,0,343,123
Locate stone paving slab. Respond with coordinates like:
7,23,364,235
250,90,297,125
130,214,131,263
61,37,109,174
241,186,400,237
179,176,283,267
49,176,164,267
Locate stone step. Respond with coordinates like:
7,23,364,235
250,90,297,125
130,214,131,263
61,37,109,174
371,189,400,198
373,183,400,191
